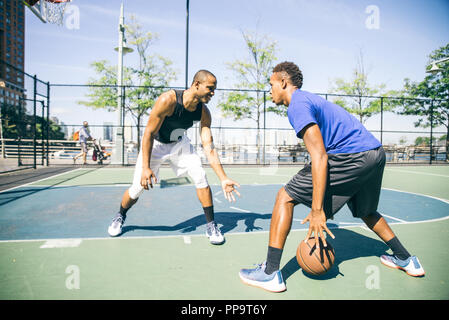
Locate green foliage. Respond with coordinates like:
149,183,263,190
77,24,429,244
1,103,65,139
77,16,177,148
330,51,396,123
218,30,280,124
395,43,449,159
396,43,449,128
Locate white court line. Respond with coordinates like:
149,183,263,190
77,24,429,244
385,168,449,178
2,213,449,245
183,236,191,244
230,206,251,213
230,171,293,177
1,187,448,245
40,239,82,248
0,168,84,194
213,197,222,203
379,212,408,223
383,187,449,204
214,190,222,196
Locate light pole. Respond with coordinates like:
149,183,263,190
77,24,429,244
426,57,449,74
111,3,133,165
185,0,190,89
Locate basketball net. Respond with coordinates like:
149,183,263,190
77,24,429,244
44,0,71,25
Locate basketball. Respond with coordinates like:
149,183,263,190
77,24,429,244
296,237,335,276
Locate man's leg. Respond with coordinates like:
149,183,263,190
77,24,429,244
196,186,213,210
108,149,149,237
362,212,410,260
238,187,294,292
265,187,297,274
196,186,214,222
120,189,139,215
170,138,223,243
362,211,424,276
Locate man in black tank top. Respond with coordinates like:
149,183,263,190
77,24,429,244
108,70,241,245
155,89,203,144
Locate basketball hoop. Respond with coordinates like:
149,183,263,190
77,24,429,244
44,0,71,25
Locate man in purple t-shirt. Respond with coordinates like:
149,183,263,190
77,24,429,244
239,62,425,293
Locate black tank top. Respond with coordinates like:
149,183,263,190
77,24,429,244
155,89,203,144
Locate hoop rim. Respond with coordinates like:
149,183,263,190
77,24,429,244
45,0,71,3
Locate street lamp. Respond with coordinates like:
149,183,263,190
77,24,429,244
111,3,133,165
426,57,449,74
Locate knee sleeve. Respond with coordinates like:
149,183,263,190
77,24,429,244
128,183,144,200
189,166,209,189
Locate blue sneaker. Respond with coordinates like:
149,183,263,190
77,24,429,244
239,262,286,292
380,255,425,277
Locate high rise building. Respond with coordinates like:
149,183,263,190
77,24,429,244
0,0,25,106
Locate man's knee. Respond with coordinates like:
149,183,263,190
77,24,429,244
362,211,383,228
276,187,296,204
128,184,144,200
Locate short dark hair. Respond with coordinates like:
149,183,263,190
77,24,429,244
273,62,303,89
192,69,216,85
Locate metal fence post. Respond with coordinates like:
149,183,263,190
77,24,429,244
430,99,434,165
122,85,125,166
33,75,37,169
380,97,383,144
41,100,45,165
263,91,266,165
46,82,50,166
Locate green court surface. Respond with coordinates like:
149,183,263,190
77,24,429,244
0,165,448,300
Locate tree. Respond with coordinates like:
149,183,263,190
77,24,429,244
78,16,176,150
330,50,397,124
217,30,279,163
1,102,65,139
396,43,449,160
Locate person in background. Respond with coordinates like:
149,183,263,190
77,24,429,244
73,121,95,165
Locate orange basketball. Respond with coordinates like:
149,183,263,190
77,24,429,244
296,237,335,276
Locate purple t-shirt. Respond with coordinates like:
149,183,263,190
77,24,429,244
287,89,381,154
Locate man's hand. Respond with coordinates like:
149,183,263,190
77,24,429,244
221,178,241,202
140,167,157,190
301,209,335,249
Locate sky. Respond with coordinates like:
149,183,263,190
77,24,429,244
24,0,449,144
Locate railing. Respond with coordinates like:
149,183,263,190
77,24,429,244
1,138,447,167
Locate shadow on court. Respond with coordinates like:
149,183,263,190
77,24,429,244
0,167,101,207
121,211,272,235
281,227,388,281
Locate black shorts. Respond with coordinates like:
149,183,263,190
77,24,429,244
284,146,386,220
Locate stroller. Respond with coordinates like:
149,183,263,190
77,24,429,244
92,139,110,164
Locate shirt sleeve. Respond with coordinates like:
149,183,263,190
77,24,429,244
287,98,317,139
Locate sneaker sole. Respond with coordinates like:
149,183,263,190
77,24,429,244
205,232,225,245
380,257,425,277
108,227,122,237
238,272,286,293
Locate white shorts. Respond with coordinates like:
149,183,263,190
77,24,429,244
128,135,208,199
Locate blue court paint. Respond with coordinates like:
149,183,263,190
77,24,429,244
0,185,447,241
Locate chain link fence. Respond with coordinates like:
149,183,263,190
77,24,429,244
1,60,448,173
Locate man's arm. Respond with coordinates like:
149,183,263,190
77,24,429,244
200,105,240,201
300,123,335,248
140,91,175,189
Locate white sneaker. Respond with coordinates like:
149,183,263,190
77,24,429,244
380,254,425,277
206,222,225,245
108,213,125,237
